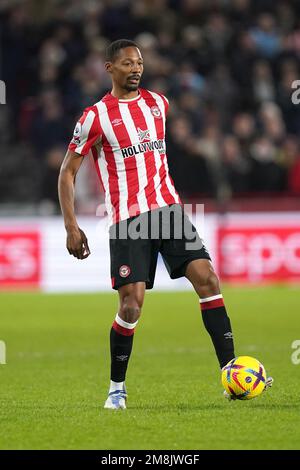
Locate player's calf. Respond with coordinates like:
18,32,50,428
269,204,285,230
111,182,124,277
200,293,235,369
186,261,235,369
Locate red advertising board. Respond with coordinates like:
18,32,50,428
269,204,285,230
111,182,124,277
0,231,41,288
217,225,300,282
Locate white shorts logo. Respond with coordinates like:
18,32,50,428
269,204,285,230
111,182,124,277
119,265,131,277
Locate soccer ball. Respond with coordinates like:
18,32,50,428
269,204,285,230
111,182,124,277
222,356,267,400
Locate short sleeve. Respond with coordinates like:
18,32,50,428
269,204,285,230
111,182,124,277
159,94,169,115
68,106,102,155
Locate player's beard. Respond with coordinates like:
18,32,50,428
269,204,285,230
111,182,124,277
124,81,140,91
124,76,140,91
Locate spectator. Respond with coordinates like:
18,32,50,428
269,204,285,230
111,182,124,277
222,135,250,193
1,0,300,210
29,89,69,155
249,13,281,59
248,136,286,191
41,146,65,212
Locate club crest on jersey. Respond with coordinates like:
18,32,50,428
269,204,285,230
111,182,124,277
150,105,161,118
119,265,131,278
137,127,150,142
71,122,82,145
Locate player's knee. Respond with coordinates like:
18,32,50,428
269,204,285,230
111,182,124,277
206,272,220,295
196,269,220,297
119,295,143,323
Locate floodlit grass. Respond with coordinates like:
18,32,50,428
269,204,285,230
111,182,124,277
0,287,299,449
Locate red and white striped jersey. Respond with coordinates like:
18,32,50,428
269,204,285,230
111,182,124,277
68,88,181,225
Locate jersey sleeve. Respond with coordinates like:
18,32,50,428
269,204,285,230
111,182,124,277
161,94,169,114
156,93,169,116
68,106,102,155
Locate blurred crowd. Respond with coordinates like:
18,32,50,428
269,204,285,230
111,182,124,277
1,0,300,213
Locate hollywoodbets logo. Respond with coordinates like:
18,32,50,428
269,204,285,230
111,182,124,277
121,139,165,158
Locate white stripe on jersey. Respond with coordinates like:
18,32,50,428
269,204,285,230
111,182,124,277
118,102,149,214
75,109,95,154
149,91,166,133
137,98,168,207
96,101,130,222
148,91,180,204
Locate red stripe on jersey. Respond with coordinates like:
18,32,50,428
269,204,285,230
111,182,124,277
128,102,158,210
159,158,174,205
200,298,225,311
68,110,88,153
160,154,179,204
158,93,169,115
161,153,181,202
101,129,120,224
68,142,77,152
106,105,140,218
81,106,101,155
141,89,177,206
68,106,100,156
112,320,135,336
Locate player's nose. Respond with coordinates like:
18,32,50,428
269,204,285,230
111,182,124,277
131,63,142,73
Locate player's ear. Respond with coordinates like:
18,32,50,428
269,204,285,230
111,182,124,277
105,62,113,74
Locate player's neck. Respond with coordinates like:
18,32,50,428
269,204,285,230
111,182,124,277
110,87,139,101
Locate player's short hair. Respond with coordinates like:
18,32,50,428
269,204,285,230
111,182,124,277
106,39,139,62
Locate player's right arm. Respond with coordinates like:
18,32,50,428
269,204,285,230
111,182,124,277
59,106,101,259
58,149,90,260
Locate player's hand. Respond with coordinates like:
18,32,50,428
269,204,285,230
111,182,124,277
66,227,90,259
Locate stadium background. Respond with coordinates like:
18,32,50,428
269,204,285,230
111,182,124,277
1,0,300,451
1,0,300,289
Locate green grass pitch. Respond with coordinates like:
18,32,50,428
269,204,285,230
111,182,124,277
0,286,299,450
